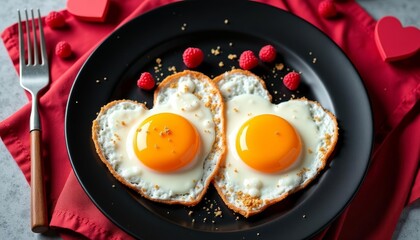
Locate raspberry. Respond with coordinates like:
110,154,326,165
137,72,155,90
318,0,337,19
182,47,204,68
283,72,301,91
239,50,259,70
45,11,66,29
259,45,277,63
55,41,72,58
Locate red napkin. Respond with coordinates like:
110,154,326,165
1,0,418,239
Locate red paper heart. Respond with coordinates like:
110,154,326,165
67,0,110,22
374,16,420,62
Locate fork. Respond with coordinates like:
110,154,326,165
18,9,49,233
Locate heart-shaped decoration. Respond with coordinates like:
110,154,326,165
67,0,110,22
374,16,420,62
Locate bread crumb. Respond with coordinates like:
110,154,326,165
224,19,229,24
228,54,237,60
275,63,284,71
297,168,309,177
211,46,221,56
236,191,263,210
219,61,224,67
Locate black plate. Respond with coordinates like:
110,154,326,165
65,1,373,239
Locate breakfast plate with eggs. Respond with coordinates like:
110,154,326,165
66,1,373,239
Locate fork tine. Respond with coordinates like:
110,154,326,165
24,9,32,65
31,9,38,65
17,10,25,69
37,9,47,66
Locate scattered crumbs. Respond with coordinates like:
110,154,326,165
168,66,177,73
203,217,207,223
309,51,313,55
188,210,193,216
214,210,222,217
270,83,274,87
303,214,307,219
275,63,284,71
112,184,115,188
211,46,221,56
227,54,237,60
229,42,233,47
274,90,278,94
312,58,317,64
181,23,187,31
235,216,240,220
156,58,162,65
212,220,215,223
224,19,229,24
96,79,100,83
219,61,224,67
103,77,107,81
257,233,260,236
286,67,290,71
167,211,170,214
192,219,195,223
75,101,78,104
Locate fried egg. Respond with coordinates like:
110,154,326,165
92,70,225,205
213,69,339,217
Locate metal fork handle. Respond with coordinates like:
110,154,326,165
29,92,48,233
30,92,41,131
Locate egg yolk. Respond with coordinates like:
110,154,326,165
236,114,302,173
133,113,200,172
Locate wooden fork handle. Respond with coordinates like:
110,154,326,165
30,130,49,233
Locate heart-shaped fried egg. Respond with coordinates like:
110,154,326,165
92,70,225,205
213,69,339,217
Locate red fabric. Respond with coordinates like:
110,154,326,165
1,0,418,239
